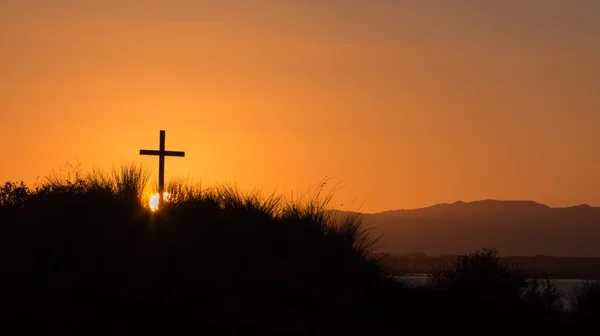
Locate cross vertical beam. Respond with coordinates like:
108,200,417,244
158,130,165,206
140,130,186,209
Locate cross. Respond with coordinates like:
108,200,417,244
140,130,185,208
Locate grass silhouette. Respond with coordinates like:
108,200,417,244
0,164,598,333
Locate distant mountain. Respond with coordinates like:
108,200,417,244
352,200,600,257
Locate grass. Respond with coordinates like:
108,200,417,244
0,164,598,333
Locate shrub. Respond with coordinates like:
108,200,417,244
0,181,30,209
429,248,564,317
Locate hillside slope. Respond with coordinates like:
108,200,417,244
359,200,600,257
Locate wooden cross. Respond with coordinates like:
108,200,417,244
140,130,185,208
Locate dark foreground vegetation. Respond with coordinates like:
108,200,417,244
380,253,600,280
1,165,599,334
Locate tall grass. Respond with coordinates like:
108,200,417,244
37,162,150,204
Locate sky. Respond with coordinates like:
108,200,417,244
1,1,599,213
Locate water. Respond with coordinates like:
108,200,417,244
396,274,591,310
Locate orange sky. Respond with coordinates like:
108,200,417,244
1,1,600,213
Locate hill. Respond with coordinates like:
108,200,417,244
2,170,599,331
357,200,600,257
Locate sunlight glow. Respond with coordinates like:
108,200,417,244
149,192,170,211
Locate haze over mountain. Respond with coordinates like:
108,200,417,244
357,200,600,258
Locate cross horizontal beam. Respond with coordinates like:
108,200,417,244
139,149,185,157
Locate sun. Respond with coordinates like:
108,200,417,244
149,192,170,211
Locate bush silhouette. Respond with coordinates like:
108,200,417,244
427,248,565,326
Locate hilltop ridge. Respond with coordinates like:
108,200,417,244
367,199,593,215
344,200,600,257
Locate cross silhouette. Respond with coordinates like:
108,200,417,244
140,130,185,208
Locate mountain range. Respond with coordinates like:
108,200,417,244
350,200,600,257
